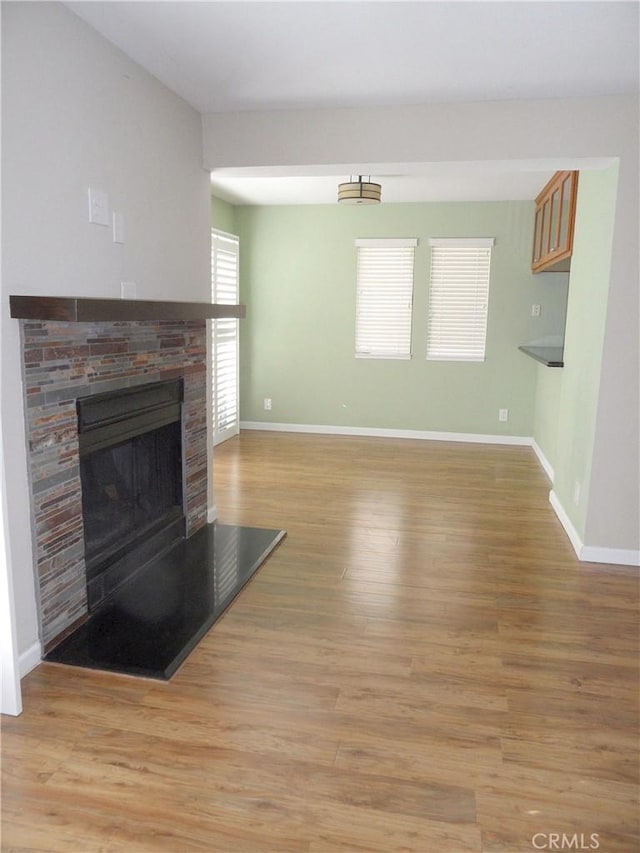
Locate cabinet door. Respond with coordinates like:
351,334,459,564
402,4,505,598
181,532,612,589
557,172,575,255
540,197,551,259
532,207,543,266
549,185,561,254
531,171,578,273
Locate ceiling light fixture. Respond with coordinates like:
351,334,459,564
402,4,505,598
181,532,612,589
337,175,382,205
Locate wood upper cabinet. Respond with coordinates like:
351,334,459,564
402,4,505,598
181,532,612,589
531,170,579,273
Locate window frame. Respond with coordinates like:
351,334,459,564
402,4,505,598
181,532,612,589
426,237,495,363
211,228,240,445
354,237,418,360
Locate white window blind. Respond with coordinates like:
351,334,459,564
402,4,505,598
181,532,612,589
426,238,495,362
355,238,417,359
211,230,239,444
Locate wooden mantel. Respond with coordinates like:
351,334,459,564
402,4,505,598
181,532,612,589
10,295,246,323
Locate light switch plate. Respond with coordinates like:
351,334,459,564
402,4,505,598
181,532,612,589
112,211,125,244
88,188,109,226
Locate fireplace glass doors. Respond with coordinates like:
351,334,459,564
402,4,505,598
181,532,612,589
77,379,185,610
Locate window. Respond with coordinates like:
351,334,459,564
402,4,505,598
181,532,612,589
355,238,417,359
211,229,239,445
426,238,494,362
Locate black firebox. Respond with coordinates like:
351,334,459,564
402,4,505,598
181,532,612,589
77,379,185,610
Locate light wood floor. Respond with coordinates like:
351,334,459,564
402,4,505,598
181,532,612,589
2,431,639,852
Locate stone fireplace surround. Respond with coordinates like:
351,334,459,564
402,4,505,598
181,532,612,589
13,300,235,652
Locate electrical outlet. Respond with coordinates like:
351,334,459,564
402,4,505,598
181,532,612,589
499,408,509,422
573,481,581,506
120,281,136,299
264,398,272,411
531,304,541,317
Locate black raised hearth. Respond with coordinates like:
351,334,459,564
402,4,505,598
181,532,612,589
44,523,285,680
44,378,285,681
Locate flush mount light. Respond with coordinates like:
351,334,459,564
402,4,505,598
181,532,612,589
337,175,382,205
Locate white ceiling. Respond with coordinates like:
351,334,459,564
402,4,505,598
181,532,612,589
66,1,639,205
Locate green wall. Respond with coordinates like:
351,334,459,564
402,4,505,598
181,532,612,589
533,366,563,473
233,200,570,436
211,194,237,235
544,163,619,538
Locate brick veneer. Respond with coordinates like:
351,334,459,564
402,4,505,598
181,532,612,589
19,319,209,649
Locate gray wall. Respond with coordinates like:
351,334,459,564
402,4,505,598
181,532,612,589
1,2,211,661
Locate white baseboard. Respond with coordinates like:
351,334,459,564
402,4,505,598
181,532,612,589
580,545,640,567
19,641,42,678
240,421,533,446
531,440,554,482
549,490,640,567
549,490,583,557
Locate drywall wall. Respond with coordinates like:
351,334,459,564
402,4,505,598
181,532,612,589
203,94,639,555
583,161,639,555
202,96,635,171
212,195,238,235
552,164,620,542
533,164,620,520
234,200,568,435
0,416,22,715
532,367,562,476
1,2,211,662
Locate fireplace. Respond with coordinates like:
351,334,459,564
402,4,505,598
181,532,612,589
77,379,186,611
16,315,212,649
14,299,285,679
